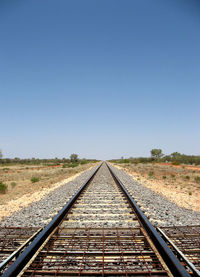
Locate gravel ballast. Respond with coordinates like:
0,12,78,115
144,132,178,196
109,164,200,226
1,162,199,228
0,165,99,227
64,163,138,228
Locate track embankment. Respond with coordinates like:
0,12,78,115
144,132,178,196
1,163,199,277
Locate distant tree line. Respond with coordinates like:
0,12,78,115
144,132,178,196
0,150,99,166
110,149,200,165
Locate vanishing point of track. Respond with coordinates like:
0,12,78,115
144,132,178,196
1,163,199,276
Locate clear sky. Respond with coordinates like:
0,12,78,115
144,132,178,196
0,0,200,160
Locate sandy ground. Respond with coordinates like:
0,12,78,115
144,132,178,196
113,164,200,212
159,162,200,171
0,164,96,220
0,163,95,205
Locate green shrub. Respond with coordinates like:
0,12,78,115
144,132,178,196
68,162,79,168
51,162,60,166
162,175,167,179
71,163,79,168
194,176,200,183
172,161,180,165
185,176,190,180
31,176,40,183
171,174,175,178
148,171,154,178
80,160,88,164
119,159,130,164
62,164,67,168
11,182,17,188
0,182,8,194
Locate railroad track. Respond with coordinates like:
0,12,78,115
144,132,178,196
1,162,199,276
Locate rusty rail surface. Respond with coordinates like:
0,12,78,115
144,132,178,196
21,228,170,276
0,227,42,274
2,163,102,277
2,162,196,276
107,163,190,277
157,226,200,277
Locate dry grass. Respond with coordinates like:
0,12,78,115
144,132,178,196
113,162,200,212
0,163,96,206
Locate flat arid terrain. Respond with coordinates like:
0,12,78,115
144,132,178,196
112,162,200,212
0,162,96,219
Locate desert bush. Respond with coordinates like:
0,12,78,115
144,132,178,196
189,191,192,195
11,182,17,188
119,159,130,163
0,181,8,194
171,174,175,178
149,171,154,178
80,159,88,164
172,161,180,165
68,163,79,168
162,175,167,179
31,176,40,183
62,164,67,168
53,162,61,166
194,176,200,183
167,152,200,165
185,176,190,180
130,157,153,164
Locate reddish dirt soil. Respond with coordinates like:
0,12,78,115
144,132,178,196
158,163,200,171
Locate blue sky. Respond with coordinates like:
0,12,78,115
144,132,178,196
0,0,200,160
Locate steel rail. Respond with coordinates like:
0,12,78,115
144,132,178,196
0,227,43,272
106,163,190,277
157,227,200,277
2,163,102,277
